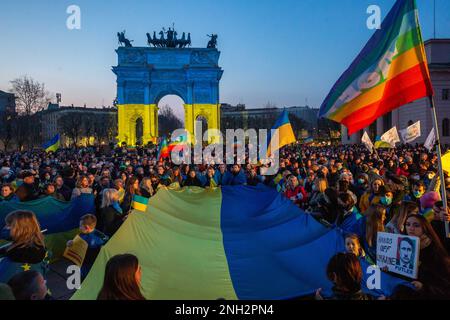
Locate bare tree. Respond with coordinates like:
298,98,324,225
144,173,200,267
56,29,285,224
83,114,95,146
59,113,83,147
158,104,183,136
11,116,31,151
10,76,51,115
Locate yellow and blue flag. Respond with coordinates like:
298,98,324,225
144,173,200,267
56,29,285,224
72,185,410,300
42,134,60,153
132,195,149,212
267,109,296,156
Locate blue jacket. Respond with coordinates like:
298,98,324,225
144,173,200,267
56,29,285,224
79,230,108,249
214,171,232,186
228,170,247,186
199,174,219,187
342,216,377,262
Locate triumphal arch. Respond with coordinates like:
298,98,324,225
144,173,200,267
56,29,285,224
113,29,223,145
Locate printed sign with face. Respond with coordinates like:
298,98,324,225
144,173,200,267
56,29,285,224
376,232,420,279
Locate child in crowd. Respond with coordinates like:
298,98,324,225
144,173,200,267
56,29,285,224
315,252,371,300
67,214,109,280
344,234,364,258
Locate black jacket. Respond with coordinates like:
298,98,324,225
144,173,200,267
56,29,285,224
15,183,40,202
101,205,124,237
183,177,202,187
0,244,46,264
56,184,72,201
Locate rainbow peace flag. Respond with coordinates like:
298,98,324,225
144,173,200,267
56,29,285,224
157,136,170,160
72,185,409,300
319,0,433,135
267,109,296,155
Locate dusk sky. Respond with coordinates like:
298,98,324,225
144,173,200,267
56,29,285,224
1,0,449,119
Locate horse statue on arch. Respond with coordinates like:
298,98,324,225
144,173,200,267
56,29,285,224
206,34,218,48
117,31,133,47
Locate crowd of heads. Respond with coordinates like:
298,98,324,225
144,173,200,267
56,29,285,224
1,142,450,299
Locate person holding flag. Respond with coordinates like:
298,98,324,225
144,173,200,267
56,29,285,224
319,0,448,236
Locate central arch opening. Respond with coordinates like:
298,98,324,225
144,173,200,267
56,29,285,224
157,95,185,137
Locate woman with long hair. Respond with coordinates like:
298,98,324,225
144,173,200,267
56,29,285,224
97,254,145,300
139,177,154,198
170,166,183,186
0,210,47,282
345,204,386,264
403,214,450,299
71,175,93,200
385,201,418,234
307,178,328,211
100,188,125,237
121,176,141,214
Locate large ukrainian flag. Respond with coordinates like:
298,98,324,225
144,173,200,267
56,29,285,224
42,134,60,153
319,0,433,135
71,185,409,300
267,109,296,156
0,194,95,260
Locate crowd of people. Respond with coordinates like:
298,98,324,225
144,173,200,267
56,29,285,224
1,142,450,300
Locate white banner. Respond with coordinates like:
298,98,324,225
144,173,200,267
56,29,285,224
361,131,374,152
399,121,421,144
377,232,420,279
424,128,436,152
380,126,401,147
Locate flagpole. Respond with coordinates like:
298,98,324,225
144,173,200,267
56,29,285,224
433,0,436,39
429,95,449,237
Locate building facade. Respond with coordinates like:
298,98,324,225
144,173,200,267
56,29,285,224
342,39,450,146
38,104,117,146
220,104,319,133
0,90,16,114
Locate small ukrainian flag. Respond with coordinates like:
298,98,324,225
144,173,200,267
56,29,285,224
42,134,60,153
132,195,149,212
267,110,296,156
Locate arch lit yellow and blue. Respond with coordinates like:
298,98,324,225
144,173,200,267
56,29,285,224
113,47,223,145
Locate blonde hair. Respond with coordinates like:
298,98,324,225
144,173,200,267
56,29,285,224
365,204,386,247
101,188,119,208
391,201,419,233
139,177,154,196
370,177,384,193
316,178,328,193
5,210,44,250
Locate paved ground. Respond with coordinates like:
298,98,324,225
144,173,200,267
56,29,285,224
47,259,77,300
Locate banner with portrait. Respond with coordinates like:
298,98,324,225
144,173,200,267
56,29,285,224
376,232,420,279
